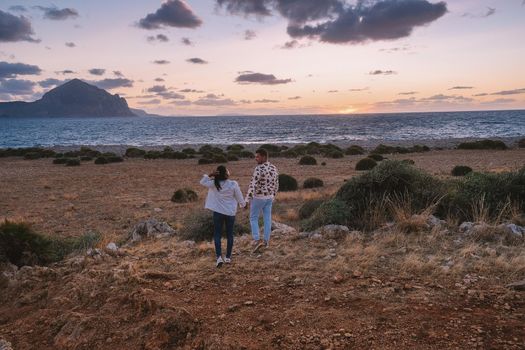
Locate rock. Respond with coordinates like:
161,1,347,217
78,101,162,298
181,240,196,248
153,207,162,212
244,301,254,306
506,279,525,291
428,215,446,228
297,232,312,239
459,222,474,233
128,218,176,243
0,339,14,350
333,273,344,284
318,225,350,239
498,223,524,239
106,242,118,252
464,223,490,237
271,221,296,234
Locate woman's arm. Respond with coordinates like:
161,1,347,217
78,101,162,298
199,174,215,188
234,182,246,208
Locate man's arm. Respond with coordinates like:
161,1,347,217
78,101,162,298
245,166,259,202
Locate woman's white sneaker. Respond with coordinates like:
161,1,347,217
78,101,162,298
224,257,231,264
216,256,224,268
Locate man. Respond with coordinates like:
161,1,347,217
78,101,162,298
245,148,279,252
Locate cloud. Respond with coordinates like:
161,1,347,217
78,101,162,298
473,93,488,97
194,97,236,106
218,0,447,45
0,61,41,78
180,88,204,93
376,93,475,108
369,70,397,75
490,88,525,96
462,7,496,18
328,90,338,93
171,100,192,106
147,34,169,42
56,70,76,75
244,30,256,40
349,87,369,92
419,94,473,102
288,96,301,100
280,39,309,49
187,57,208,64
483,98,515,104
0,78,36,95
65,42,76,48
34,6,79,20
235,72,292,85
153,60,170,65
398,91,417,95
138,0,202,30
8,6,27,12
254,99,279,103
113,71,124,77
138,99,161,105
92,78,133,90
0,10,39,43
181,37,193,46
158,91,185,100
38,78,66,88
449,86,473,90
147,85,167,93
88,68,106,76
155,78,165,82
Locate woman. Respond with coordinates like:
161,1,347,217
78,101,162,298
200,165,246,267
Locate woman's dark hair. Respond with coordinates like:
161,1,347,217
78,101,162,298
214,165,228,191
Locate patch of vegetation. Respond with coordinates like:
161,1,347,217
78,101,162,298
239,150,255,158
298,200,325,220
198,158,213,165
53,158,69,165
451,165,473,177
181,211,248,242
182,148,196,155
299,155,317,165
125,147,146,158
457,140,507,150
302,200,351,231
321,162,326,166
345,145,365,155
0,147,56,159
371,144,430,154
303,177,324,189
65,158,81,166
278,174,298,192
368,154,385,161
227,154,239,161
260,144,282,153
327,150,344,159
355,158,377,171
94,157,109,165
171,188,198,203
518,139,525,148
144,151,162,159
213,154,228,163
80,156,93,162
226,144,244,151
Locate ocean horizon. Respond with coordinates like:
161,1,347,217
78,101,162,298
1,109,524,148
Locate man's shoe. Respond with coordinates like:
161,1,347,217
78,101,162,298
264,240,270,248
216,256,224,268
224,257,231,264
252,241,263,253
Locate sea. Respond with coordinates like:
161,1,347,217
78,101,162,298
0,110,524,148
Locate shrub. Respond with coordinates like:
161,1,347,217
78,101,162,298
281,150,298,158
372,144,430,154
355,158,377,171
239,150,255,158
226,144,244,151
457,140,507,150
212,154,228,163
451,165,473,177
107,156,124,163
0,221,54,267
260,144,281,153
321,162,326,166
171,188,198,203
198,158,213,165
302,200,350,231
24,152,41,160
299,155,317,165
53,158,69,164
144,151,162,159
298,200,325,220
79,147,101,158
94,157,109,165
65,158,81,166
278,174,298,192
125,147,146,158
518,139,525,148
327,150,344,159
345,145,365,155
163,151,187,160
227,154,239,161
303,177,324,189
181,211,248,242
80,156,93,161
182,148,196,155
402,159,415,165
368,154,384,161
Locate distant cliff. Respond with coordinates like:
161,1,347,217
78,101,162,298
0,79,136,117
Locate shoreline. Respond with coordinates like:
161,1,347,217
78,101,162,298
4,136,523,155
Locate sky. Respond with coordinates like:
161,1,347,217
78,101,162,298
0,0,524,116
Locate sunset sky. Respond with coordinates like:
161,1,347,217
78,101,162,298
0,0,524,116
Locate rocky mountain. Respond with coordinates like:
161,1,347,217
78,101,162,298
0,79,136,117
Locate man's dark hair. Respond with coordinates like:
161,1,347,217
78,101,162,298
255,148,268,157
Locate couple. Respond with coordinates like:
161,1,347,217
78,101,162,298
199,148,279,268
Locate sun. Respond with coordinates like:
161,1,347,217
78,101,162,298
338,106,357,114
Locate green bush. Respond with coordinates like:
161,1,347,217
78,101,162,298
181,211,248,242
327,150,344,159
372,144,430,154
24,152,41,160
144,150,162,159
94,157,109,165
281,150,298,158
53,158,69,164
451,165,473,177
402,159,415,165
107,156,124,163
65,158,81,166
299,155,317,165
278,174,298,192
182,148,197,155
518,139,525,148
239,150,255,158
302,200,350,231
0,221,54,267
368,154,384,161
212,154,228,163
345,145,365,155
457,140,507,150
171,188,198,203
80,156,93,161
226,144,244,151
198,158,213,165
227,154,239,161
303,177,324,189
298,200,325,220
125,147,146,158
355,158,377,171
260,144,282,153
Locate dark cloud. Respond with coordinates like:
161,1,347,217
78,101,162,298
420,94,473,102
398,91,417,95
153,60,170,65
147,85,167,93
88,68,106,76
280,39,310,49
288,96,301,100
194,97,236,106
462,7,496,18
349,87,369,92
187,57,208,64
180,88,204,93
483,98,515,104
0,61,41,78
328,90,338,93
0,10,39,43
65,42,76,48
473,93,488,97
38,78,66,88
113,71,124,77
0,78,36,95
8,6,27,12
235,72,292,85
244,30,256,40
56,70,76,75
147,34,169,42
92,78,133,90
369,70,397,75
218,0,447,45
181,37,193,46
158,91,185,100
155,78,165,82
490,88,525,96
138,0,202,30
138,99,161,105
34,6,79,20
254,99,279,103
449,86,473,90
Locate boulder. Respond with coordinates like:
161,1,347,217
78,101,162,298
427,215,446,228
318,225,350,239
271,221,296,233
129,218,176,243
106,242,118,252
497,223,524,239
459,222,474,233
506,279,525,291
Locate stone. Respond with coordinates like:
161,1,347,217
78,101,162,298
154,207,162,212
106,242,118,252
333,273,344,284
428,215,446,227
498,223,524,239
459,222,474,233
0,339,13,350
319,225,350,239
506,279,525,291
128,218,176,243
271,221,296,234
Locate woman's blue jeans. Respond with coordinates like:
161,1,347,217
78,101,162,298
249,198,273,242
213,211,235,258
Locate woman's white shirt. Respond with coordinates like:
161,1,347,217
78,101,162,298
200,175,246,216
